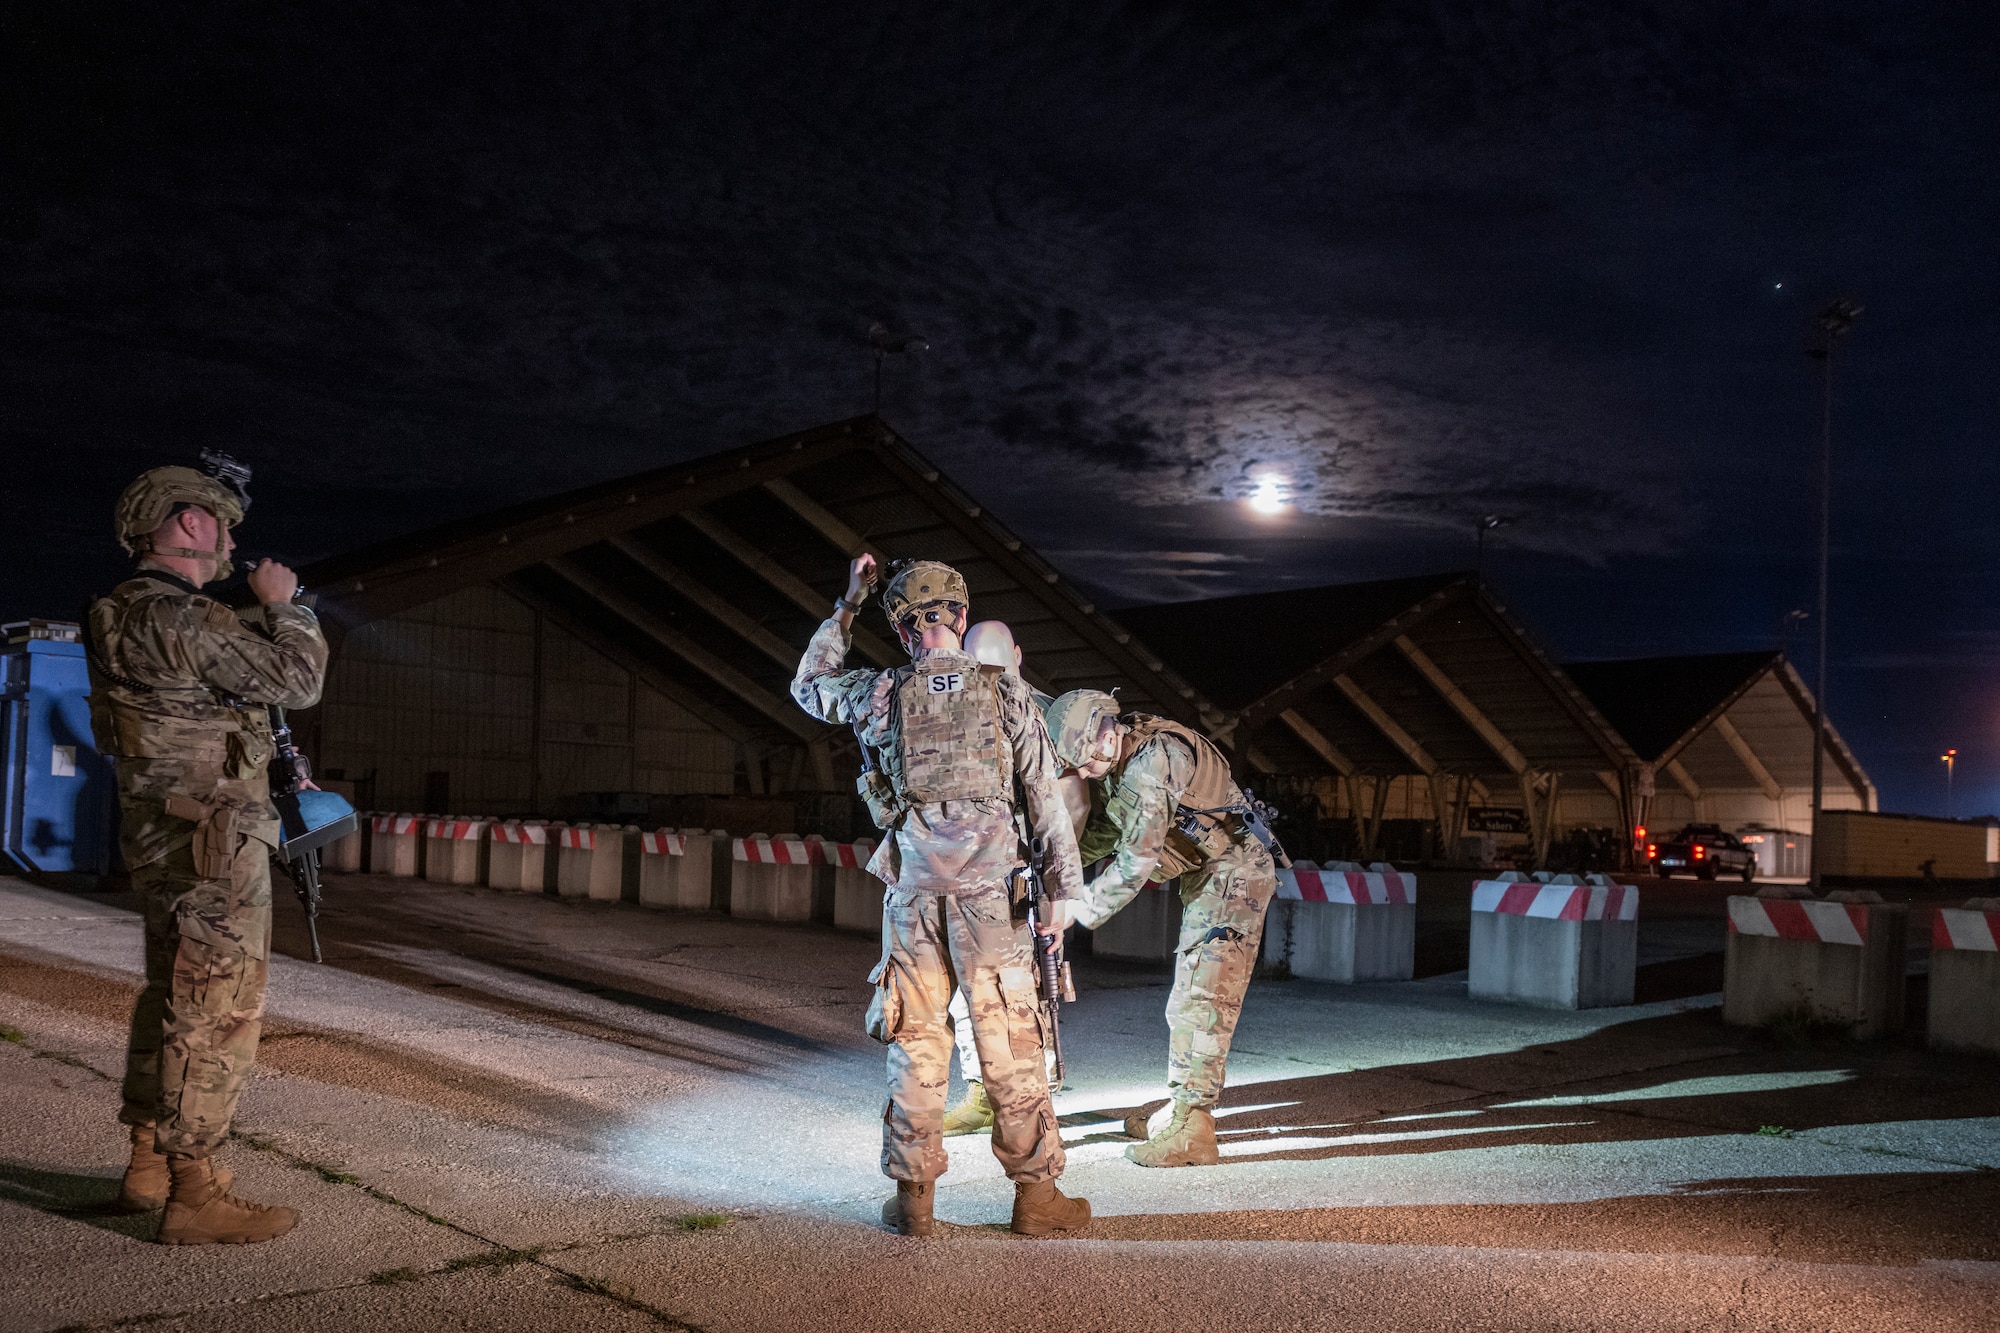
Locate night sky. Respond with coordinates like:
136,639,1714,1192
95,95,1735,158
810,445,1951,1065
5,3,1996,816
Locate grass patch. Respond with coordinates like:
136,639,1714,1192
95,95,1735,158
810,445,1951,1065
368,1266,426,1286
1766,1005,1855,1047
0,1025,23,1043
1756,1125,1797,1139
445,1247,546,1271
312,1165,360,1185
675,1213,732,1232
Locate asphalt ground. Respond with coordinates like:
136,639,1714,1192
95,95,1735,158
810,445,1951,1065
3,869,1997,1332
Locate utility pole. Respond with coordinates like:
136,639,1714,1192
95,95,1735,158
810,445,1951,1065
1943,749,1958,819
1806,299,1860,891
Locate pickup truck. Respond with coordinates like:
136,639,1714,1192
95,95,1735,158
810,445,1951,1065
1647,823,1757,881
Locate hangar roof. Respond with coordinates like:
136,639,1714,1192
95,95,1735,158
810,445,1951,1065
301,416,1213,750
1566,651,1875,807
1122,576,1639,783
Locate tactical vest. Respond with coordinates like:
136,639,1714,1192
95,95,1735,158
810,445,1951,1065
84,577,274,778
1121,713,1243,879
879,658,1013,809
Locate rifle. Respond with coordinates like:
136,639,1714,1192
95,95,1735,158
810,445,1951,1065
268,704,356,963
1013,838,1076,1087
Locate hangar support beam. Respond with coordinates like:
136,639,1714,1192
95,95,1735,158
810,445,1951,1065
1394,635,1530,774
1712,713,1783,801
546,558,826,743
1278,708,1356,777
606,535,798,669
679,509,901,667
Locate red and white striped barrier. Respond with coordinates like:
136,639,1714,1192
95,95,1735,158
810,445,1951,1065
372,814,421,836
733,836,812,864
1934,908,2000,952
641,831,687,856
817,840,869,869
1473,880,1638,922
425,818,484,841
490,823,549,846
1727,896,1871,945
558,826,596,851
1278,866,1415,904
487,822,551,892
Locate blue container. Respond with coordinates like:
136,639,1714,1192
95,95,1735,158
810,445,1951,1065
1,623,117,876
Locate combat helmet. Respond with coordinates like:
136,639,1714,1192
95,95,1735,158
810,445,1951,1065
1044,689,1122,769
114,451,253,578
879,559,969,632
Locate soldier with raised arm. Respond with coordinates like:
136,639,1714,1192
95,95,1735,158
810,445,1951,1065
792,558,1090,1237
86,462,327,1245
1045,689,1280,1169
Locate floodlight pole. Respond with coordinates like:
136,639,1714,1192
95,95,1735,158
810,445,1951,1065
1806,299,1859,891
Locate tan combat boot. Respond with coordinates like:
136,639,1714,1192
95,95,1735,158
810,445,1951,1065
940,1081,994,1137
1010,1179,1090,1237
158,1154,297,1245
880,1180,936,1237
1125,1102,1219,1168
118,1125,231,1212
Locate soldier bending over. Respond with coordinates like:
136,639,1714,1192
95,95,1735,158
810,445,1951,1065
1046,689,1279,1168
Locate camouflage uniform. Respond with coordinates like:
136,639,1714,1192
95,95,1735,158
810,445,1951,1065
1075,716,1277,1110
88,560,328,1157
792,616,1081,1184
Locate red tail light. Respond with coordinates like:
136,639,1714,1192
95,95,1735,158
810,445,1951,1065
1694,845,1705,859
1646,844,1657,857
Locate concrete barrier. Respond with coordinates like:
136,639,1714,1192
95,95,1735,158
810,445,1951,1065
731,834,815,922
674,828,727,912
423,818,488,886
1262,861,1416,982
487,821,551,892
1092,883,1184,960
368,814,421,877
638,830,709,910
557,824,627,901
1469,873,1638,1009
829,839,882,933
1723,891,1907,1038
324,816,363,873
1931,901,2000,1055
1928,896,2000,1056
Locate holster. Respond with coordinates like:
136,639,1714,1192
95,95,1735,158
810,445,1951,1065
164,794,239,880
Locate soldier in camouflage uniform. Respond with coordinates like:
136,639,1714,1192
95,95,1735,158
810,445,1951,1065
86,465,328,1245
792,558,1090,1237
1046,689,1279,1168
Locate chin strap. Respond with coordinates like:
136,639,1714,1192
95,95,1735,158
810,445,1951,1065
143,522,233,581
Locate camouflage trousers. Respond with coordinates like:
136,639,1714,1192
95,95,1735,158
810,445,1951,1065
1165,838,1278,1109
119,834,273,1157
868,886,1064,1184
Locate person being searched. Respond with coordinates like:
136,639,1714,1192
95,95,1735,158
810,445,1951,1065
940,620,1086,1138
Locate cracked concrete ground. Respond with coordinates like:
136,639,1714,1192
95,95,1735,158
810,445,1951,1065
2,869,1997,1332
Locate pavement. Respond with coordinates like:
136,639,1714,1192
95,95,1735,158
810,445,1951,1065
3,869,1998,1331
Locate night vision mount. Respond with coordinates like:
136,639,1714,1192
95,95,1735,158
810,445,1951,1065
198,449,253,512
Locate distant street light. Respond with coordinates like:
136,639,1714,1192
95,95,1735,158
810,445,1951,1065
1942,748,1958,819
868,322,928,414
1475,515,1513,579
1806,298,1861,891
1777,608,1808,657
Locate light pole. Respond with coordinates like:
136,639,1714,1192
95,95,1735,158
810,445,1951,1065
1806,299,1860,891
1475,515,1513,579
1943,749,1958,819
